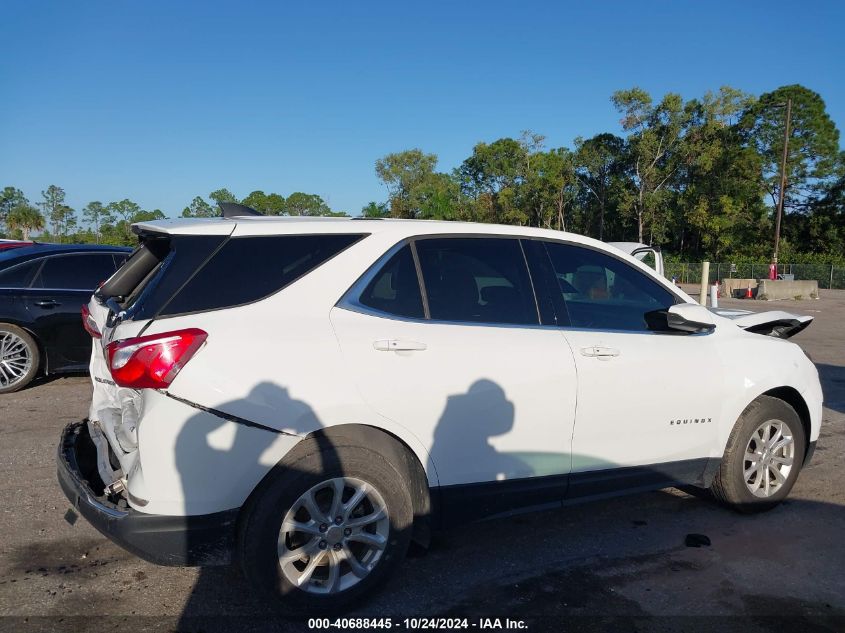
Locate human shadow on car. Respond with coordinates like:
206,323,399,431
430,378,533,485
175,382,327,628
170,376,827,630
174,379,533,628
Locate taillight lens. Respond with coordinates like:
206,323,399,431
81,304,101,339
106,328,207,389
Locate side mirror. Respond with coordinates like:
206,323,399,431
665,303,717,334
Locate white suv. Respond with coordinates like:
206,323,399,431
58,212,823,613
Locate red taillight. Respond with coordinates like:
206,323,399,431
81,304,101,339
106,328,207,389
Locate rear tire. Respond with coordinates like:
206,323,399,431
0,323,39,394
710,395,806,513
238,434,414,615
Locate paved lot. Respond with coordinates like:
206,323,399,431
1,291,844,632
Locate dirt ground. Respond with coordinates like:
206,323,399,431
1,291,844,632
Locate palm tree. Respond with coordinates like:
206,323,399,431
7,204,45,240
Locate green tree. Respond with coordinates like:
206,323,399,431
7,204,45,240
82,201,115,243
208,188,239,206
106,199,142,243
803,172,845,255
742,84,841,214
107,199,141,225
181,196,216,218
528,148,578,230
375,149,439,218
676,87,765,260
414,172,463,220
242,190,286,215
573,134,626,239
612,88,691,244
283,192,331,216
0,187,27,235
40,185,76,242
457,138,530,224
58,204,78,237
458,138,526,199
361,201,389,218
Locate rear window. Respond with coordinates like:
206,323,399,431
158,234,364,316
33,253,120,290
107,232,366,319
0,259,40,288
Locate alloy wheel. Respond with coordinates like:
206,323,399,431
743,419,795,498
0,330,32,389
278,476,390,595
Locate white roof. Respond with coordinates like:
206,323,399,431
132,216,608,248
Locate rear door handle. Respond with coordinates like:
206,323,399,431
34,299,60,308
580,345,620,359
373,339,427,352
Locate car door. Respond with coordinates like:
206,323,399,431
331,236,577,520
23,252,121,369
538,240,725,497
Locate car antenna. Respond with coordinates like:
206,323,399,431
218,202,263,218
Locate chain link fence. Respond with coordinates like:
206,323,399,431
665,262,845,290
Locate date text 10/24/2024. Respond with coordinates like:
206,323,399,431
307,618,529,630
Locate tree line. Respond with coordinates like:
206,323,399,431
365,84,844,262
0,185,169,246
0,187,348,246
2,83,842,261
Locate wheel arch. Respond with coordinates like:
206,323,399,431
239,422,434,550
305,424,433,549
760,386,812,463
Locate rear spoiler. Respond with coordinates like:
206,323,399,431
219,202,263,218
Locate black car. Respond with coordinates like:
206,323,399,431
0,243,132,393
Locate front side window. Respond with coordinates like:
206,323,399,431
33,254,119,290
415,237,538,325
358,244,424,319
544,242,675,331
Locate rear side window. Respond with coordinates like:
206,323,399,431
33,254,119,290
0,259,41,288
158,234,364,316
415,238,538,325
358,245,424,319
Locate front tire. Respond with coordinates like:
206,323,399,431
710,395,806,513
238,434,414,615
0,324,39,394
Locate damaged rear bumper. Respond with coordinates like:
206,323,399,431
57,420,238,566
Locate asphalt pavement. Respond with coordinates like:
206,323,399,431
1,290,844,632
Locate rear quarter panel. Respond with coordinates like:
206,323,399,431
135,233,439,487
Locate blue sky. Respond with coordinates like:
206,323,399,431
2,1,844,218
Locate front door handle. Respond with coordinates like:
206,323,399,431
373,339,427,352
580,345,620,360
34,299,60,308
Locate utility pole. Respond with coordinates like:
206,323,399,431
772,98,792,270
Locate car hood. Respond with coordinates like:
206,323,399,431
709,308,813,339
